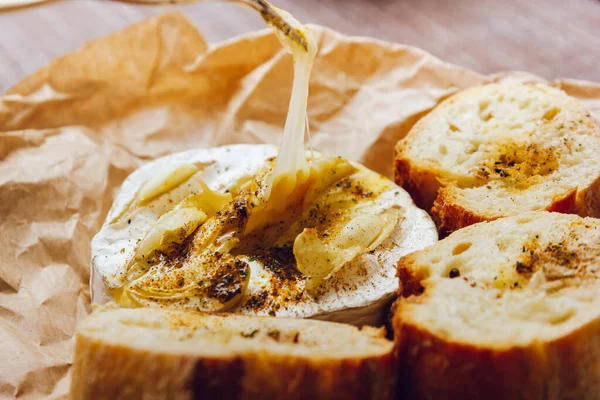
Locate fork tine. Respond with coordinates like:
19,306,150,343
230,0,308,51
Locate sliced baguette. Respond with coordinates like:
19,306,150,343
391,211,600,400
70,306,396,400
394,83,600,235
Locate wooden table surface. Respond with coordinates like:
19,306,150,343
1,0,599,94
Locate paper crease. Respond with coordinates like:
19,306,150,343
0,12,599,400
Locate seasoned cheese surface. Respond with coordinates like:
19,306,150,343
91,3,437,326
92,145,437,325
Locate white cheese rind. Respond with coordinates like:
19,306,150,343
91,144,438,326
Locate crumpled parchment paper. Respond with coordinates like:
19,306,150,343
1,12,599,399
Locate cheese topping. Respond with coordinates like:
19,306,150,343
91,3,439,325
92,144,438,324
266,5,315,205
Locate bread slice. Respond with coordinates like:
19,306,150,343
70,306,396,400
394,83,600,235
391,211,600,400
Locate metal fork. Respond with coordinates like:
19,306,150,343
112,0,309,50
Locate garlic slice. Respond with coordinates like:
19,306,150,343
294,208,401,290
122,192,255,311
301,157,357,209
138,164,199,205
185,179,232,216
128,179,233,277
130,207,207,272
120,252,250,313
110,163,205,224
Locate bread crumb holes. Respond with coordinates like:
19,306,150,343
496,237,513,251
543,106,561,121
479,99,490,112
452,242,472,256
479,99,493,121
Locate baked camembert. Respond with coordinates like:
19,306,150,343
91,2,437,326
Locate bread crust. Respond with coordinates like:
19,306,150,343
430,186,490,237
392,311,600,400
394,83,600,236
391,212,600,399
579,173,600,217
433,185,594,236
393,151,440,211
70,310,398,400
546,187,578,214
71,334,396,400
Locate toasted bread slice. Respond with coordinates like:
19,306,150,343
391,212,600,400
70,307,396,400
394,83,600,235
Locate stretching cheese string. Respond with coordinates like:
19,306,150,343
263,4,317,207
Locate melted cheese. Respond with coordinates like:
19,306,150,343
92,145,438,325
266,6,316,206
244,5,317,235
92,145,276,291
90,4,439,325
